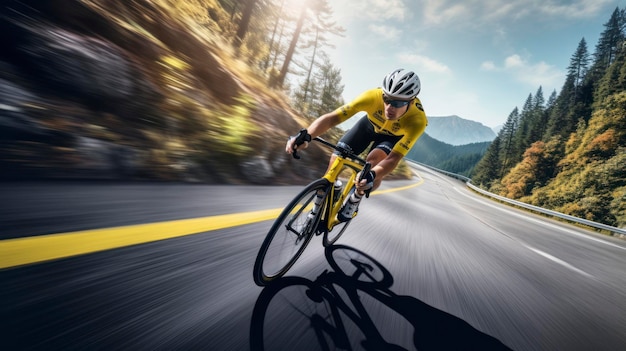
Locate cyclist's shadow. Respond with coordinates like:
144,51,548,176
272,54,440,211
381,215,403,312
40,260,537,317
250,244,511,351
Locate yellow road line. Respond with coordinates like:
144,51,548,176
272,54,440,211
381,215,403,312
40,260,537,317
372,177,424,195
0,209,281,269
0,177,424,269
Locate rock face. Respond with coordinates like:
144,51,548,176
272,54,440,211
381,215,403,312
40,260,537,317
1,14,161,180
22,29,134,105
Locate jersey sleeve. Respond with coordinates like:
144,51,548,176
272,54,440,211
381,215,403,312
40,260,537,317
333,89,381,123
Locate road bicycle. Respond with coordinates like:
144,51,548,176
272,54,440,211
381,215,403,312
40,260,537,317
253,129,371,286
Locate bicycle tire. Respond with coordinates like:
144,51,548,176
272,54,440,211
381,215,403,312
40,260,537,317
323,218,350,246
253,179,330,286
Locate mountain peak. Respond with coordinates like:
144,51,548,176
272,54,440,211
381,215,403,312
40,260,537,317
426,115,496,145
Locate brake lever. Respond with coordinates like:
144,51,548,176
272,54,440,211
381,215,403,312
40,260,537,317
359,162,372,198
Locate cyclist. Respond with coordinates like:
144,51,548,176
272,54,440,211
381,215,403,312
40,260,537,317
286,68,427,222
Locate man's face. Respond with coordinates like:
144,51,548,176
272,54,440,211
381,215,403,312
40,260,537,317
383,97,411,120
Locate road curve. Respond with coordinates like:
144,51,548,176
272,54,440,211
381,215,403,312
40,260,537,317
1,165,625,350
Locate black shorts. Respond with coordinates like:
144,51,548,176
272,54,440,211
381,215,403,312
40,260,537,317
335,115,402,156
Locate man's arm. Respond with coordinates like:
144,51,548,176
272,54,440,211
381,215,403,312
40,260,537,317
307,111,341,138
285,111,342,154
371,151,403,179
355,151,404,194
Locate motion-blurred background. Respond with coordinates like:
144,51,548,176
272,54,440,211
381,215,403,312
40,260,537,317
0,0,624,230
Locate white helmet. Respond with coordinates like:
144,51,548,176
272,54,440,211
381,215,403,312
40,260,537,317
381,69,421,100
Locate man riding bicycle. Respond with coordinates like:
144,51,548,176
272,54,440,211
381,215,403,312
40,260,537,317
286,68,427,222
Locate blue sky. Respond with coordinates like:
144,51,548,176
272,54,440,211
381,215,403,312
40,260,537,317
321,0,624,129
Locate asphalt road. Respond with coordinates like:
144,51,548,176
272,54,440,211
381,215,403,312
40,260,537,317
2,165,625,350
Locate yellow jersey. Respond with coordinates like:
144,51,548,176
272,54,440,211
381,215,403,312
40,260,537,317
334,88,428,156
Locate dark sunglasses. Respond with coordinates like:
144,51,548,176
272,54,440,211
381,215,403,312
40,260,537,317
382,95,410,108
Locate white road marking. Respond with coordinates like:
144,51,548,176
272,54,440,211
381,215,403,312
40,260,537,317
525,246,593,278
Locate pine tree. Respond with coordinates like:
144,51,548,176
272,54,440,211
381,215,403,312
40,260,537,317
594,39,626,103
570,38,591,87
470,136,502,187
261,0,287,71
527,86,546,143
542,90,558,141
297,0,345,105
270,2,308,88
291,74,320,117
511,93,534,163
545,38,591,139
593,8,625,72
233,0,259,48
312,59,344,117
499,107,520,178
270,0,344,88
584,6,625,101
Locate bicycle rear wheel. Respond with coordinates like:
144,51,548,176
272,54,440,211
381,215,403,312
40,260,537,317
254,179,330,286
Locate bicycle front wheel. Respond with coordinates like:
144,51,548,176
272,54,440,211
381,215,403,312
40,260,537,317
323,220,350,246
254,179,330,286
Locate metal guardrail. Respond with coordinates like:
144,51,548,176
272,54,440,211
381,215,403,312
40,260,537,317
407,160,626,237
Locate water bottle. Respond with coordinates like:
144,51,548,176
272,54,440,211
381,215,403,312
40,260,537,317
309,190,325,219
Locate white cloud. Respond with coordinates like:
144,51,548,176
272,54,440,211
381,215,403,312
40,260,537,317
504,54,524,68
538,0,614,18
518,61,563,87
416,0,614,27
331,0,409,22
482,54,564,89
398,53,451,74
481,61,497,71
420,1,469,26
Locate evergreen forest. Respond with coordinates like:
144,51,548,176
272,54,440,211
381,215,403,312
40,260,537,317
470,8,626,229
405,134,490,177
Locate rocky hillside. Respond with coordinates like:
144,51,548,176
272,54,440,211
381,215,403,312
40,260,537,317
426,115,496,145
1,0,349,184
